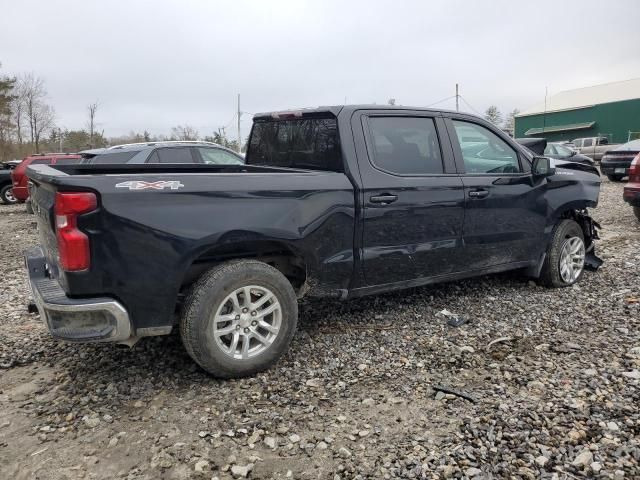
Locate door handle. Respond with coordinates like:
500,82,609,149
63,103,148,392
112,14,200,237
468,189,489,199
370,194,398,204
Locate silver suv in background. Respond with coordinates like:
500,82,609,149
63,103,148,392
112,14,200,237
80,141,244,165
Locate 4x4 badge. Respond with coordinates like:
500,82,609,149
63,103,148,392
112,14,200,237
115,181,184,191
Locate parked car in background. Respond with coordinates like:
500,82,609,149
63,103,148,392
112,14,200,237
11,153,81,203
80,141,244,165
545,142,594,165
2,159,21,170
572,136,619,162
600,139,640,182
0,169,17,204
25,105,602,378
515,138,593,166
623,153,640,221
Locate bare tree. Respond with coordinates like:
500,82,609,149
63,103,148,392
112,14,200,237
32,103,55,152
11,79,27,145
484,105,502,126
503,108,520,132
170,124,199,141
18,73,56,152
87,102,98,147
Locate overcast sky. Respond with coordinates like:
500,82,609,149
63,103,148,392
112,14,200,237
2,0,639,140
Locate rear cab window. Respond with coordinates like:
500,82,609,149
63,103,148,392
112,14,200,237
246,115,343,172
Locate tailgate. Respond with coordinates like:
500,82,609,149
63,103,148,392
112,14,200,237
29,179,61,276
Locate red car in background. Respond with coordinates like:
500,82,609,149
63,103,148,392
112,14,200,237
11,153,81,202
623,152,640,222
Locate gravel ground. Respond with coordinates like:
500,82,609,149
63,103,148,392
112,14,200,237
0,179,638,480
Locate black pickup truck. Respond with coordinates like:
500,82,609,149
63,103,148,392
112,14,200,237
24,106,601,378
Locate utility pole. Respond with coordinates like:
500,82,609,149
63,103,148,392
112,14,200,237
59,127,63,152
542,86,548,134
237,94,242,153
455,83,459,112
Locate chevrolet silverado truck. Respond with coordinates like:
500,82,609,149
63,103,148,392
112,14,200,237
24,106,602,378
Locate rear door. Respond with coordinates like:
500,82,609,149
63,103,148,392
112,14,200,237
446,116,546,269
353,111,466,285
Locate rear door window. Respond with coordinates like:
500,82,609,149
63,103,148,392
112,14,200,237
366,116,444,175
156,147,196,163
30,158,52,165
246,116,342,172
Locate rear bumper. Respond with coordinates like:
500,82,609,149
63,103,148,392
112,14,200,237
623,185,640,207
601,160,631,176
25,246,133,343
12,185,28,201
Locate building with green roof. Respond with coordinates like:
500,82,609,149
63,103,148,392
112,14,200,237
514,78,640,144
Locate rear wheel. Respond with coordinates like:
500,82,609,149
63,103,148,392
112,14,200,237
634,207,640,222
606,174,625,182
1,185,18,205
180,260,298,378
539,219,586,288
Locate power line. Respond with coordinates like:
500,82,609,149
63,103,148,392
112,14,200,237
425,95,456,108
458,96,484,116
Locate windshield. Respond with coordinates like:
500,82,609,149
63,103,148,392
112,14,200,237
246,116,343,172
551,144,573,156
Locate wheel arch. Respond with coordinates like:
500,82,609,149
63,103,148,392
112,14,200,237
179,239,310,296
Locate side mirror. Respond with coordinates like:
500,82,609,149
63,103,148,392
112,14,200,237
532,156,556,177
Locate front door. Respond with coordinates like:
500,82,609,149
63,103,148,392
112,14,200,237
446,117,547,270
355,113,466,285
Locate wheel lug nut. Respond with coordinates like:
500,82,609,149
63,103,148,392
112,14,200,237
251,311,257,316
236,325,240,330
251,321,257,326
242,308,248,313
235,315,240,320
244,328,250,333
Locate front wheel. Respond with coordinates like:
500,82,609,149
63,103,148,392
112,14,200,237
634,207,640,222
1,185,18,205
180,260,298,378
539,219,586,288
606,174,625,182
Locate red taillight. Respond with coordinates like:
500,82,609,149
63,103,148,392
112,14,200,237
54,192,97,271
629,153,640,179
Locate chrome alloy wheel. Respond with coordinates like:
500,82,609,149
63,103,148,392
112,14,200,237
559,236,585,283
213,285,282,359
3,189,17,203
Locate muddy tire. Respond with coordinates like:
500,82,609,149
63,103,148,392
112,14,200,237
539,219,586,288
1,184,17,205
180,260,298,378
